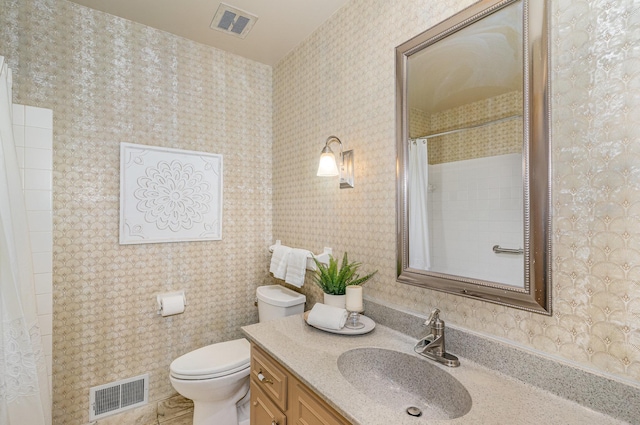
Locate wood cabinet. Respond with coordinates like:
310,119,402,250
251,380,287,425
250,344,350,425
251,345,288,412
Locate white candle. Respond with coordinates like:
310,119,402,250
345,286,363,312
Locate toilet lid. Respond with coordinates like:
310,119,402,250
170,338,250,380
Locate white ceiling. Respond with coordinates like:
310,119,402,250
408,1,523,114
66,0,349,66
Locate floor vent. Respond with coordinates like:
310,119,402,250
210,3,258,39
89,374,149,420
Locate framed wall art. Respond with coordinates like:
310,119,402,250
119,143,223,244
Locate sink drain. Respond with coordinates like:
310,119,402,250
406,406,422,417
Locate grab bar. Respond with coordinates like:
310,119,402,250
492,245,523,255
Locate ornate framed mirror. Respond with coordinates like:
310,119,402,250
395,0,551,314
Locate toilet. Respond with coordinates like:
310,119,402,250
169,285,306,425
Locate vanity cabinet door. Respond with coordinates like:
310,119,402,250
251,379,287,425
288,376,351,425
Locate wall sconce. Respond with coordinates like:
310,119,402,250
316,136,354,189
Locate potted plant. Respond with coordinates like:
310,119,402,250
312,252,377,308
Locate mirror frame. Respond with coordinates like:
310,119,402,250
395,0,551,314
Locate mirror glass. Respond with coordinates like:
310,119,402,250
396,0,551,314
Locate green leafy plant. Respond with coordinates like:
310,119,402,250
312,252,377,295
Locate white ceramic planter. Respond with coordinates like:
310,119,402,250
323,293,346,309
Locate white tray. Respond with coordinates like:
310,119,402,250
304,312,376,335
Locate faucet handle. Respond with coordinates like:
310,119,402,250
424,308,441,327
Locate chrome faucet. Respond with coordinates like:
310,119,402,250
414,308,460,367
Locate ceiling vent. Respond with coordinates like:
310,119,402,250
210,3,258,39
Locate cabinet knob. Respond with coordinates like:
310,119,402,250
258,370,274,385
271,421,278,425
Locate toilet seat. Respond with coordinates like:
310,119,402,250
170,338,250,380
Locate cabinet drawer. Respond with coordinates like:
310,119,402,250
251,345,288,411
251,379,287,425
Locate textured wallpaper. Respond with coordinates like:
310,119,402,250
2,0,640,423
0,0,273,423
273,0,640,386
408,91,522,165
426,91,522,164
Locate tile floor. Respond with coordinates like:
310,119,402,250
159,411,193,425
157,394,194,425
92,394,193,425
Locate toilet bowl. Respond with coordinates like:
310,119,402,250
169,285,305,425
170,338,251,425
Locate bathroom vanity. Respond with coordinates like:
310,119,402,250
242,306,635,425
250,343,349,425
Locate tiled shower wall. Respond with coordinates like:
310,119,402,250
0,0,273,423
13,103,53,390
428,153,524,286
273,0,640,387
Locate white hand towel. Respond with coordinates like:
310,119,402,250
269,245,292,280
306,303,348,330
285,248,310,288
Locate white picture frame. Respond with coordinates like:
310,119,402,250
119,143,223,244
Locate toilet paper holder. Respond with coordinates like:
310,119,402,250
157,291,187,315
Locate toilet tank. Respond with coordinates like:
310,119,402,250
256,285,306,322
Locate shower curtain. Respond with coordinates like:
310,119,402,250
408,139,430,270
0,56,51,425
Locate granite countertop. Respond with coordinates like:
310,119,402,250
242,314,629,425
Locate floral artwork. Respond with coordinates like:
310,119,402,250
134,161,212,232
119,143,222,244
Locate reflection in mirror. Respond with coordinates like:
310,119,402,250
408,1,524,287
396,0,551,314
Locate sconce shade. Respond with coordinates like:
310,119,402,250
317,149,339,176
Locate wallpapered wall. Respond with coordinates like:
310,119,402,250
408,91,523,164
0,0,273,423
1,0,639,422
426,91,522,164
273,0,640,386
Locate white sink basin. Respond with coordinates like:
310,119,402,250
337,347,472,420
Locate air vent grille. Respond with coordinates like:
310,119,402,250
89,374,149,420
210,3,258,39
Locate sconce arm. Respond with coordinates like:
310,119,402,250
324,136,344,158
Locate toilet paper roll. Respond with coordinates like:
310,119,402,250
160,294,185,317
